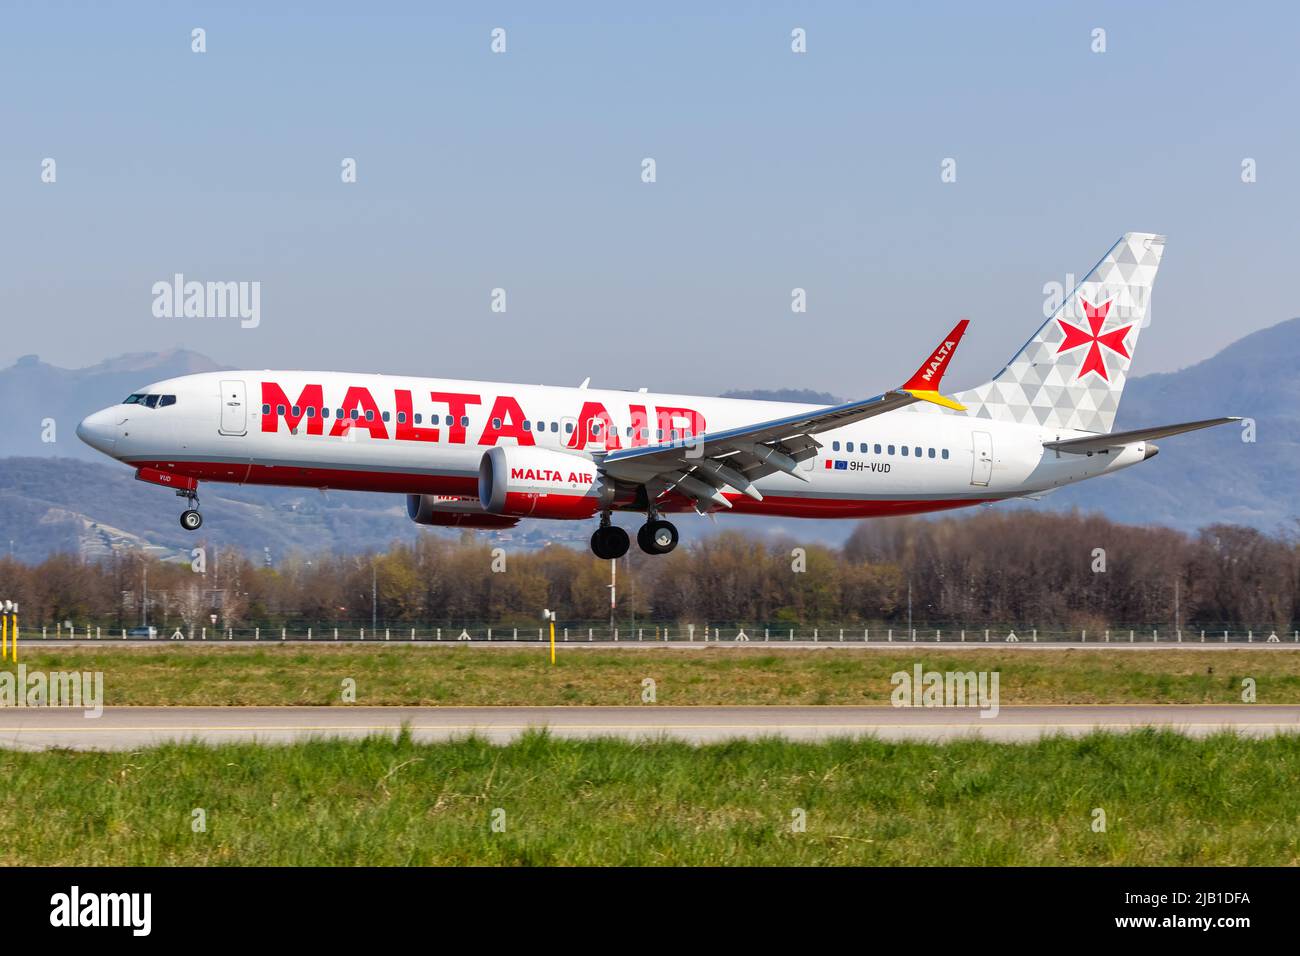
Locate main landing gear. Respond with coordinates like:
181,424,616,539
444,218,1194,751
589,512,679,559
637,518,678,555
590,513,629,560
178,491,203,531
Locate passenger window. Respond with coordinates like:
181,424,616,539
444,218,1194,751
160,395,176,407
261,403,271,415
887,445,895,455
565,422,574,434
276,404,286,416
381,411,390,422
291,405,301,417
874,444,881,454
942,449,950,460
523,420,531,431
928,448,935,458
901,446,908,456
336,409,344,419
306,407,315,419
847,442,854,452
349,409,359,420
914,446,921,457
493,418,502,429
552,422,559,433
460,416,469,427
397,412,406,424
365,410,375,421
414,413,422,424
832,441,841,451
322,408,330,419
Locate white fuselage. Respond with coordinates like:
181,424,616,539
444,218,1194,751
76,370,1149,520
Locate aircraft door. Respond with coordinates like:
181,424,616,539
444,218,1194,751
970,430,992,486
219,380,248,436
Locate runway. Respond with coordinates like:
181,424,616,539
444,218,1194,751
1,705,1298,749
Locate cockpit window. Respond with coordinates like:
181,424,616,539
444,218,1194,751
121,392,177,407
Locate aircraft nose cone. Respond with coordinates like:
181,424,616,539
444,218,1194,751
76,408,119,454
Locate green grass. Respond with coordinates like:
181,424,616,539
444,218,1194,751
3,731,1298,865
7,644,1300,705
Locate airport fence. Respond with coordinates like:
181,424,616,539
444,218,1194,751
20,622,1300,645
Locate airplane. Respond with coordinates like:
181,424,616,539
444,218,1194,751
77,232,1237,560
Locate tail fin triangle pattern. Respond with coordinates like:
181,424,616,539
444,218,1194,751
946,232,1165,434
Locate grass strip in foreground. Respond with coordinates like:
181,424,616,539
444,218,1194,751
2,729,1297,865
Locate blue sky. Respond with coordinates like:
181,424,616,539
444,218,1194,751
3,1,1297,397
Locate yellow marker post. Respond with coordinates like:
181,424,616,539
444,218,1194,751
542,608,558,665
2,612,7,661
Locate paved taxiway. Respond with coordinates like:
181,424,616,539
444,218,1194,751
1,705,1297,749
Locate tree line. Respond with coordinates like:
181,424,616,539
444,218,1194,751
0,511,1297,631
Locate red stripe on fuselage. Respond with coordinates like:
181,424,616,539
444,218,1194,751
128,460,479,497
127,460,994,520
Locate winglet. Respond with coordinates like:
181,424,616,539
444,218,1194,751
902,319,968,411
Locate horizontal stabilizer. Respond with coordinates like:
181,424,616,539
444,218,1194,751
1043,417,1240,454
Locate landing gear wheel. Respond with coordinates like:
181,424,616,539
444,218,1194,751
637,519,679,555
180,509,203,531
590,525,630,560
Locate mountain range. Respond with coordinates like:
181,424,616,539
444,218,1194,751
1,318,1296,561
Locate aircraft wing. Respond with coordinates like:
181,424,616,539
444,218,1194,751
598,320,969,511
1042,417,1241,455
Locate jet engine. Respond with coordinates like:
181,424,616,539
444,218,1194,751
405,494,520,529
477,446,607,519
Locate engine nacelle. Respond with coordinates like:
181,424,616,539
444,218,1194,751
405,494,520,529
478,446,605,519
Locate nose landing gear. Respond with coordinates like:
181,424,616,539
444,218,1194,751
178,491,202,531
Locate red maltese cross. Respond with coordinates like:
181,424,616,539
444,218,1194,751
1056,298,1132,381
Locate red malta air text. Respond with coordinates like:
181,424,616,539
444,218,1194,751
512,467,594,484
259,382,706,450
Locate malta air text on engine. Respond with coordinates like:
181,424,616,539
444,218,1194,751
259,381,705,451
512,467,595,484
